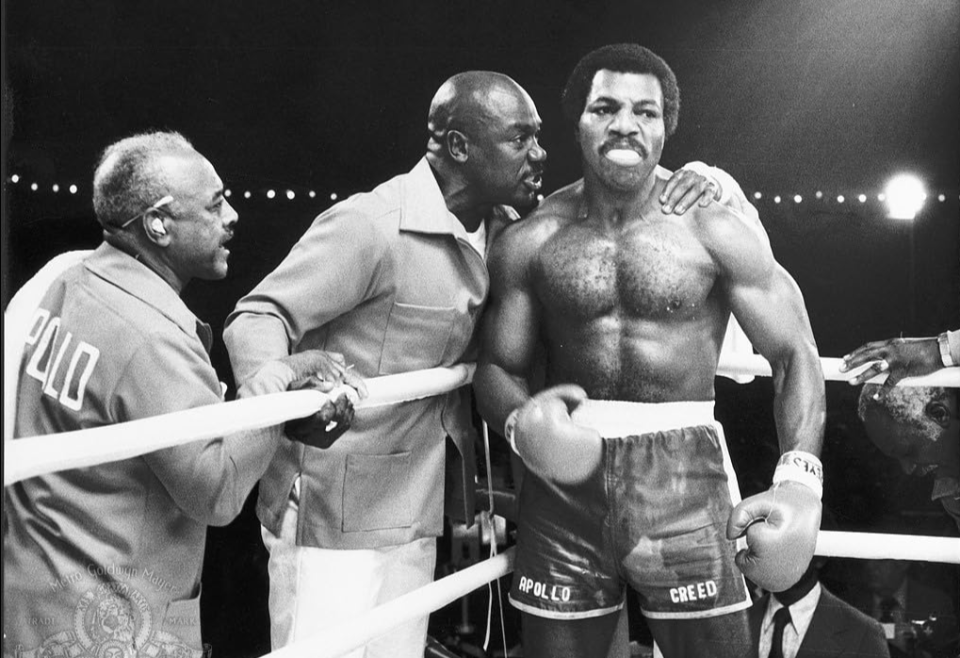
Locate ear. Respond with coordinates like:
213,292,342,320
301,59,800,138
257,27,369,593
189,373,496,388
143,211,171,246
926,401,953,428
446,130,469,163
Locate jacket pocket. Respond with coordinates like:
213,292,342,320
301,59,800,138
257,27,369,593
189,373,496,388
342,452,414,531
156,588,204,652
378,302,455,375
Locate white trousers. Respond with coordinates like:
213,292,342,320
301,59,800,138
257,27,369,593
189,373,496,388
260,485,437,658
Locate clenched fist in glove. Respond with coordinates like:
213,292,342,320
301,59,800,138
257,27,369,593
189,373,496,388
505,384,602,484
726,451,823,592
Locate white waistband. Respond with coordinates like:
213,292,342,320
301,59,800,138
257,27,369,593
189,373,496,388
570,400,715,437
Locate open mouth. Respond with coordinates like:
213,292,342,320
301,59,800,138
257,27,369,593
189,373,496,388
525,173,543,191
604,148,642,166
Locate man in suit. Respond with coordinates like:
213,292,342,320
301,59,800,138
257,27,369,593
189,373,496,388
750,551,890,658
847,559,958,658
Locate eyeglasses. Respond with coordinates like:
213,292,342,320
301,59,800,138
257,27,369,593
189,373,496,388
114,195,175,229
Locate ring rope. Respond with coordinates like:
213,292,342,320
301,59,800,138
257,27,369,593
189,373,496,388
264,548,515,658
262,528,960,658
719,353,960,388
5,359,958,486
3,364,476,486
815,531,959,563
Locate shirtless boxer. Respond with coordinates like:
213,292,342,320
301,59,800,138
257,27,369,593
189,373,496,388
475,44,826,658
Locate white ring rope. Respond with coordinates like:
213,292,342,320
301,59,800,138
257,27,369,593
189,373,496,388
262,528,960,658
815,531,960,563
5,356,957,486
4,390,327,486
265,549,516,658
3,364,476,487
719,353,960,388
5,355,951,534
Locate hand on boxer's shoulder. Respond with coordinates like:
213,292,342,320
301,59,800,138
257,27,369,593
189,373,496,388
726,480,822,592
284,376,360,449
660,165,721,215
513,384,602,485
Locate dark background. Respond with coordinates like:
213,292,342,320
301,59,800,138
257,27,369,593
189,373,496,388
4,1,959,656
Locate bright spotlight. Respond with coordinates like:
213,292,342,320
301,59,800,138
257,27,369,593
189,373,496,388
884,174,925,220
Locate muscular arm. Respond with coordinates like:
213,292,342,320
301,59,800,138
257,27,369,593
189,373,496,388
670,162,767,245
474,221,545,435
705,209,825,456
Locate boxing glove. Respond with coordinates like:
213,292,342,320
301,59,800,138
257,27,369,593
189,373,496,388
727,452,823,592
505,384,602,484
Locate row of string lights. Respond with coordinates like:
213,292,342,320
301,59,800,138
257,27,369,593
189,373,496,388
7,174,343,204
7,172,956,220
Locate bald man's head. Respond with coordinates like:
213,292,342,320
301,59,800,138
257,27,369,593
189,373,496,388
424,71,545,211
427,71,533,156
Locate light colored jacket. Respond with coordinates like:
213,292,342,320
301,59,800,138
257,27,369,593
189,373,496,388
224,158,516,549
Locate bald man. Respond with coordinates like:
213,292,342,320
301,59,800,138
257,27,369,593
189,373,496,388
224,71,725,657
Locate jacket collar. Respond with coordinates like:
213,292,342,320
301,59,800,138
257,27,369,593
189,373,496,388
398,158,520,243
398,157,461,235
84,242,206,344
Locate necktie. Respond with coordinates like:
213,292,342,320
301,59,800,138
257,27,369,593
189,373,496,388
769,605,792,658
196,321,213,355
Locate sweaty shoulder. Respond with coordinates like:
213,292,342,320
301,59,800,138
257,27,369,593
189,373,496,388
489,180,583,283
499,181,581,249
688,200,774,283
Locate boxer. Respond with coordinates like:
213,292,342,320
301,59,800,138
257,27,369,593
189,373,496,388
475,44,825,658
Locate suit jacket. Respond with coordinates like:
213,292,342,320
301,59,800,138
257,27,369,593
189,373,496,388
751,588,891,658
846,577,956,624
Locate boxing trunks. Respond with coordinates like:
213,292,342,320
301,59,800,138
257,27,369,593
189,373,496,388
510,400,752,620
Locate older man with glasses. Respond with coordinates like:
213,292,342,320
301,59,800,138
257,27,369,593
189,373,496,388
3,131,359,658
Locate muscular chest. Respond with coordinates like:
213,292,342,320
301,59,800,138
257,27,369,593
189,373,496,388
535,222,716,321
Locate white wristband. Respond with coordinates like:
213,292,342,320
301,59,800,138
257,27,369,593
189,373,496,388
772,450,823,500
939,332,957,367
504,408,521,455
